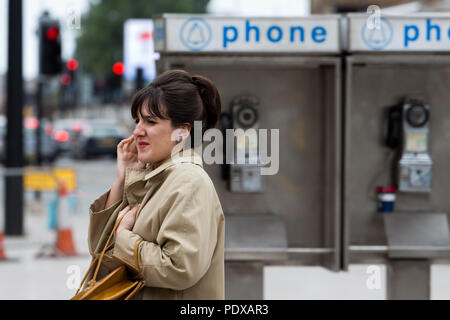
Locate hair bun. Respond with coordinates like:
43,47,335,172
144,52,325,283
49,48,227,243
191,75,221,131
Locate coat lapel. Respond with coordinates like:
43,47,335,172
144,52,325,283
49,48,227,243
123,148,203,205
143,148,203,181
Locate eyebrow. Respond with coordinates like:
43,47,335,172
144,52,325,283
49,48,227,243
135,111,155,119
143,115,156,120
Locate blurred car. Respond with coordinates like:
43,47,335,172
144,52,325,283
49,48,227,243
0,116,58,165
52,119,86,155
25,118,58,164
70,119,128,159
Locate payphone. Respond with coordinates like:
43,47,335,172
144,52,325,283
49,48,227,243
155,13,343,299
387,97,432,193
228,94,263,193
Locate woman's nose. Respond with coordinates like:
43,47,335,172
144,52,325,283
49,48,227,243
133,124,145,137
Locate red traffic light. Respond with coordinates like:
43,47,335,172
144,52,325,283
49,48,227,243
60,73,72,86
66,58,79,71
24,118,40,130
54,130,70,142
113,62,125,75
46,27,59,41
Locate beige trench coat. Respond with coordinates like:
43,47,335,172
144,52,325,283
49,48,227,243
86,148,225,300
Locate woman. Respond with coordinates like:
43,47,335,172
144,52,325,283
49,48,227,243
87,70,225,300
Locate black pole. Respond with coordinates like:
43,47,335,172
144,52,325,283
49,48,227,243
34,80,43,200
136,67,144,91
5,0,24,235
36,80,42,166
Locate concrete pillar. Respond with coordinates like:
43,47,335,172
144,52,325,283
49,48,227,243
387,259,431,300
225,262,264,300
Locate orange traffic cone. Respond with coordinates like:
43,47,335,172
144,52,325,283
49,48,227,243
55,181,78,256
0,231,6,260
56,229,77,256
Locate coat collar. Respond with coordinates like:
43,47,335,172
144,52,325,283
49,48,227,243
143,148,202,180
124,148,203,187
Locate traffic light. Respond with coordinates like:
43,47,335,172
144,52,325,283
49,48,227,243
39,17,62,75
59,59,79,110
66,58,79,72
60,58,78,87
106,62,124,102
109,62,124,90
113,62,125,76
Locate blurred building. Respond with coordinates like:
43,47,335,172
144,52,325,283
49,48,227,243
311,0,444,13
207,0,310,16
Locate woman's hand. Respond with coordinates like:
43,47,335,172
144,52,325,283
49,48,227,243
116,135,145,182
116,204,140,236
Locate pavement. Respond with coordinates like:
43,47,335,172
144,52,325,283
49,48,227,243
1,156,450,299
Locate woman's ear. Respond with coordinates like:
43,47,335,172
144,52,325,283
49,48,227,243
180,123,191,138
171,124,191,142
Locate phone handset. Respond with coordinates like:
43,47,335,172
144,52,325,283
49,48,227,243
386,105,402,149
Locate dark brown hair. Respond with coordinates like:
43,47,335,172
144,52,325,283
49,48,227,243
131,69,221,147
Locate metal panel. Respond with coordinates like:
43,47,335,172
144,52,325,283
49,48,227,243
225,215,287,261
383,213,450,258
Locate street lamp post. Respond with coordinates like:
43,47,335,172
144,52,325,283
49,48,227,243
5,0,24,235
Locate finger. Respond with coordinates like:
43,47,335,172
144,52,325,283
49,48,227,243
119,136,132,145
126,205,140,216
119,136,133,146
128,204,139,213
130,143,138,155
124,139,133,153
120,205,131,213
123,209,136,220
130,141,137,152
125,135,134,143
118,211,128,221
117,139,129,151
118,205,131,217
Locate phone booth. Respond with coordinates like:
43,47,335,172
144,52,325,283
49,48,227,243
154,14,343,299
343,13,450,299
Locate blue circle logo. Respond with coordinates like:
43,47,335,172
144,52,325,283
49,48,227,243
361,17,393,50
180,18,212,51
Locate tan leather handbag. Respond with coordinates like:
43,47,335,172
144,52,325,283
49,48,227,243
71,216,145,300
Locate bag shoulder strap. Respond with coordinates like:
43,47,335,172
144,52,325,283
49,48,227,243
75,255,99,295
75,215,124,294
92,215,125,282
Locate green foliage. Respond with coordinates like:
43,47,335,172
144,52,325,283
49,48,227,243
75,0,210,76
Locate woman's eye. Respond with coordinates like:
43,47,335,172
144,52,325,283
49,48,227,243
135,118,156,125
